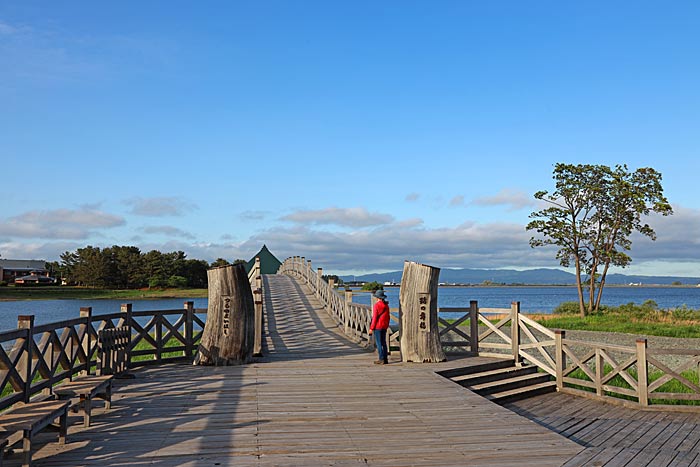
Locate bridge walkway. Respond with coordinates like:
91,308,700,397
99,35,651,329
506,391,700,466
8,274,583,466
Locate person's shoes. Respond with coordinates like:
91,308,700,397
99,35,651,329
374,360,385,365
383,359,389,364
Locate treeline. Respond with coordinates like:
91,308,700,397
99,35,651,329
46,246,244,289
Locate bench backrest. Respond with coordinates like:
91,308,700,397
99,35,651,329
98,326,131,376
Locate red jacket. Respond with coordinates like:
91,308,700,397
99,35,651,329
370,299,390,330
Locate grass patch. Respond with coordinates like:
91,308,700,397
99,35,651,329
533,301,700,338
566,365,700,406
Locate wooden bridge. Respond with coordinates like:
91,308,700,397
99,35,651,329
2,260,700,465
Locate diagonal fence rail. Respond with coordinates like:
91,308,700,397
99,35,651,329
0,259,265,414
279,255,700,410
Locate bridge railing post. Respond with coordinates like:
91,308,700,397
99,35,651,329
637,338,649,406
469,300,479,355
17,315,34,403
254,288,263,356
555,330,565,392
119,303,133,370
80,307,93,376
511,302,521,366
184,301,194,359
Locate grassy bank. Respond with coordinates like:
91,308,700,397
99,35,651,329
0,286,208,301
532,301,700,339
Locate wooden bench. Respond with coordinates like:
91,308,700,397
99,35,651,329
53,375,113,427
98,327,131,376
0,400,70,467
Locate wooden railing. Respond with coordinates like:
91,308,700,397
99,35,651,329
283,255,700,409
555,330,700,409
0,259,266,413
279,256,373,345
248,257,264,356
0,302,208,412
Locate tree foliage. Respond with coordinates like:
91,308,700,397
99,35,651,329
527,163,673,316
361,281,383,292
58,245,235,289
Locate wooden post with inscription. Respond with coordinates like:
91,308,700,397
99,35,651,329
399,261,446,363
194,263,255,366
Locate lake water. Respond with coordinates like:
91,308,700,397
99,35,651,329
0,298,209,333
1,286,700,332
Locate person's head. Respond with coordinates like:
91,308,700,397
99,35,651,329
374,289,387,301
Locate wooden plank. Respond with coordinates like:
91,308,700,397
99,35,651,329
18,272,700,467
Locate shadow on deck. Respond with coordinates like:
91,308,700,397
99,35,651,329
4,275,584,466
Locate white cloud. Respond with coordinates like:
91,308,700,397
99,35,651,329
244,220,544,272
281,207,394,228
405,193,420,202
627,205,700,263
240,211,269,221
472,189,535,211
449,195,465,207
0,241,82,261
124,197,197,217
4,204,700,276
140,226,195,240
0,21,19,35
0,208,125,240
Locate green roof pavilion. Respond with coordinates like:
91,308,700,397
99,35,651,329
245,245,282,275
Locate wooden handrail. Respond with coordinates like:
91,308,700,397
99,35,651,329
0,301,210,413
279,257,373,346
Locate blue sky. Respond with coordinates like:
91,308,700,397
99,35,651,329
1,2,699,275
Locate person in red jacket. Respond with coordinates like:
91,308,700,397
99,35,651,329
369,289,390,364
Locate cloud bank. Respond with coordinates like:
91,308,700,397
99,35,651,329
124,197,197,217
0,207,124,240
281,207,394,228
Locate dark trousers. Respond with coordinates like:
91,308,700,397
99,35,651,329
374,329,388,362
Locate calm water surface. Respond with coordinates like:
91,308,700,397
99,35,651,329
1,286,700,332
0,298,208,333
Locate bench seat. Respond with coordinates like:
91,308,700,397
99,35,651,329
0,399,70,467
54,375,113,427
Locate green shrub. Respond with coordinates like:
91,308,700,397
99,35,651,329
361,281,383,292
167,275,188,288
148,276,167,288
552,301,582,315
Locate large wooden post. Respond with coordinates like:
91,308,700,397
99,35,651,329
399,261,446,363
194,263,255,366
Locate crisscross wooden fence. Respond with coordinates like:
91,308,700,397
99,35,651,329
555,331,700,409
279,256,374,344
0,258,265,413
280,256,700,409
0,302,209,412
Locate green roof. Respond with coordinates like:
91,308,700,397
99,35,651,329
245,245,282,275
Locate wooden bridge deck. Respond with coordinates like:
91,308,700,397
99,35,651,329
506,392,700,466
8,274,697,466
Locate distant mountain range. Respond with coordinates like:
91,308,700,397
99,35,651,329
343,268,700,286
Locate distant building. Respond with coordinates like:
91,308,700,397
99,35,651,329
0,259,50,284
14,274,55,285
